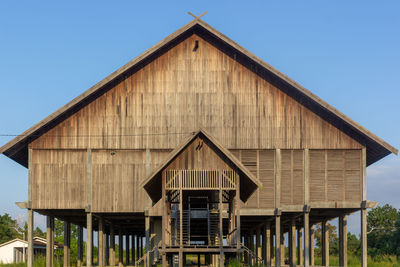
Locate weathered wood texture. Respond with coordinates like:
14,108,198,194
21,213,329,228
91,149,169,212
31,148,361,210
32,149,87,209
166,137,231,170
309,149,362,203
29,34,363,211
30,34,361,151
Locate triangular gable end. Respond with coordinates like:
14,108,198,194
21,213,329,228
142,128,262,204
0,18,397,167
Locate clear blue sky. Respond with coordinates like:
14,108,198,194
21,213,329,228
0,1,399,234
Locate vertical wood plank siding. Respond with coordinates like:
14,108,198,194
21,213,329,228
30,34,363,211
31,35,361,151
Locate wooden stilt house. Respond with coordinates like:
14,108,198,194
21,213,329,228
0,18,397,267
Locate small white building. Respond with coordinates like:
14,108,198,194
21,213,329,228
0,237,62,263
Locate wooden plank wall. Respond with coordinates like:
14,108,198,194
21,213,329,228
32,149,87,209
30,34,362,152
309,149,362,202
31,148,361,210
165,137,231,171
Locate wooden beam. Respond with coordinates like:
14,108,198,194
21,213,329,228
289,219,296,267
236,177,241,260
297,227,303,265
304,149,309,205
265,223,271,267
304,212,310,267
219,183,224,267
64,221,71,267
249,230,254,265
136,235,139,262
339,215,348,267
361,208,367,267
256,227,261,259
162,172,167,267
77,225,83,267
110,225,115,267
361,147,367,267
105,234,109,266
86,213,93,267
86,149,92,212
275,149,281,209
310,225,315,266
99,218,105,267
145,216,150,267
275,215,281,267
322,220,329,266
46,216,54,267
118,230,123,267
125,234,129,265
27,148,33,267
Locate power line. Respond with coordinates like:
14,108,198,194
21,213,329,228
0,132,195,138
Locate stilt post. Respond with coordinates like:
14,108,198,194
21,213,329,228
77,225,83,267
339,215,348,267
275,213,281,267
64,221,71,267
322,220,329,266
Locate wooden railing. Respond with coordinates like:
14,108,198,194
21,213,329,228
165,169,237,190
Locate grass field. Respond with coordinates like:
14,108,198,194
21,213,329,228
1,254,399,267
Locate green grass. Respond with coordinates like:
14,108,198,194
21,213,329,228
2,254,400,267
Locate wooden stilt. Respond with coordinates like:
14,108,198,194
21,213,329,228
145,216,150,267
77,226,83,267
304,212,310,267
86,213,93,267
219,185,224,267
118,230,123,267
280,231,284,265
27,210,34,267
339,215,348,267
361,209,367,267
64,221,71,267
249,230,254,265
110,226,115,267
275,215,281,267
322,220,329,266
297,227,303,265
310,225,315,266
125,234,129,266
46,216,54,267
256,227,261,260
105,234,109,266
289,219,296,267
135,235,139,262
99,218,105,267
265,223,271,267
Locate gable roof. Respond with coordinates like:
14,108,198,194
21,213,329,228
0,237,62,248
142,128,262,203
0,18,397,167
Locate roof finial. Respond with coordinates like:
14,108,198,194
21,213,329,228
187,11,207,21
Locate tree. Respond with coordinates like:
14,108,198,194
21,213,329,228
0,213,22,243
347,232,360,256
367,204,399,257
54,219,80,261
314,222,339,255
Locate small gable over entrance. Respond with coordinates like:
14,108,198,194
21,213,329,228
142,129,262,204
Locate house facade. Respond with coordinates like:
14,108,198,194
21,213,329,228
0,237,62,264
0,18,397,267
